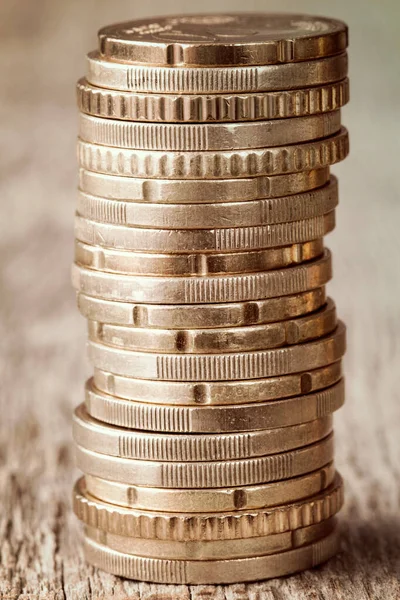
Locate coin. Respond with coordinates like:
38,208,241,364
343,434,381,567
74,213,334,252
79,111,341,151
86,52,348,93
77,78,349,123
98,14,348,66
78,128,349,179
79,167,330,203
93,361,342,406
86,323,346,382
83,528,339,583
77,287,327,329
75,240,325,277
85,463,336,512
78,180,338,231
74,404,333,461
73,473,344,539
85,379,344,432
78,178,338,231
87,299,337,353
76,433,334,488
85,517,336,561
72,250,332,304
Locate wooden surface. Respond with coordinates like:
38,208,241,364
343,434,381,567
0,1,399,598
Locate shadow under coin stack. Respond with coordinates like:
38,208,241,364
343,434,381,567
72,13,349,584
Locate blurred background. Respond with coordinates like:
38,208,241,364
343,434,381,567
0,0,399,598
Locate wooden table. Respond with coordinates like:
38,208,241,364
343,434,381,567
0,1,399,598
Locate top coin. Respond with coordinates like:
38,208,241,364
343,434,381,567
98,13,348,67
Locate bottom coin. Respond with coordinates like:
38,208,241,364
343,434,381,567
85,517,336,561
83,527,339,584
84,463,335,512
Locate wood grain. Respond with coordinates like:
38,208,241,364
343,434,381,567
0,1,399,598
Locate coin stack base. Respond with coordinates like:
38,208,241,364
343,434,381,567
72,12,349,584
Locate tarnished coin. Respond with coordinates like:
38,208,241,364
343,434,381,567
79,168,330,203
83,528,339,583
74,404,333,461
77,178,338,229
77,287,327,329
72,250,332,304
79,112,341,151
77,78,349,123
85,379,345,432
86,52,348,93
78,128,349,179
76,433,334,488
87,299,337,354
73,473,344,539
75,239,325,277
86,323,346,382
85,463,336,512
85,518,336,561
93,361,342,407
98,14,348,66
74,213,334,252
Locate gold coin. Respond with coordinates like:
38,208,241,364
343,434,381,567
77,78,349,123
79,112,341,151
74,213,334,252
74,404,332,461
78,178,338,230
76,433,334,488
98,14,347,66
78,287,327,329
85,517,336,561
85,379,344,432
86,51,348,93
73,473,344,540
85,463,336,512
78,128,348,179
93,360,342,407
87,299,337,354
72,250,332,304
75,239,325,277
79,167,330,203
86,323,346,382
83,528,339,583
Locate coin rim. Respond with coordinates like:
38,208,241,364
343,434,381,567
78,167,331,203
92,359,342,406
86,298,337,354
77,128,349,179
77,287,328,329
86,51,348,93
84,516,337,560
84,462,336,512
77,78,349,122
82,528,339,582
98,13,348,67
85,378,345,432
73,472,344,540
86,322,346,382
72,249,332,304
74,213,334,253
78,111,342,151
74,405,333,461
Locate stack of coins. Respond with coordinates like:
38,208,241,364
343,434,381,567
72,13,349,584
